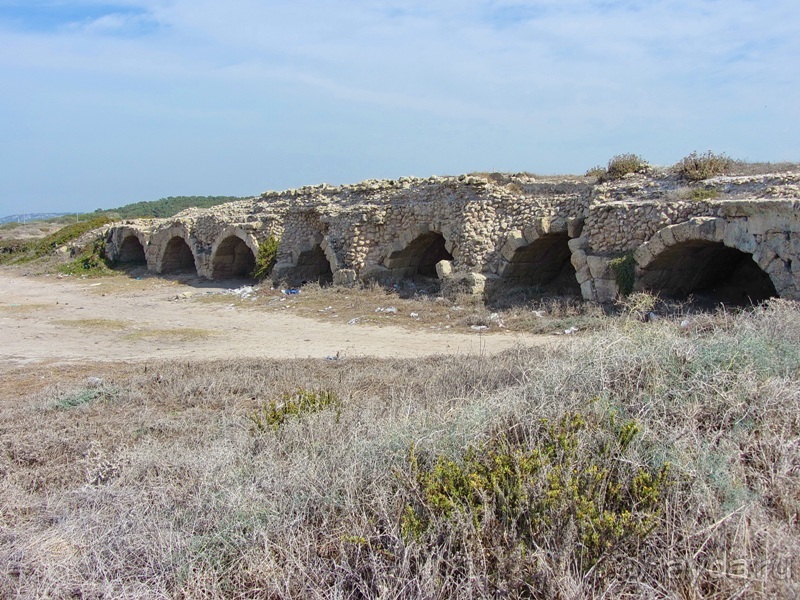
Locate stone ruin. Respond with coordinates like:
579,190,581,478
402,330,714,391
104,169,800,304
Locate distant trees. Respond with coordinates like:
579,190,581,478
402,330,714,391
109,196,248,219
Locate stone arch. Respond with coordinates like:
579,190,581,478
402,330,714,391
634,217,779,304
497,230,580,294
209,228,259,280
117,234,147,265
160,236,197,274
273,233,338,286
383,226,455,279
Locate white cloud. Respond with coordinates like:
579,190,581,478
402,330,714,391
0,0,798,213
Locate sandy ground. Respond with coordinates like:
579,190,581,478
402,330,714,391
0,270,549,368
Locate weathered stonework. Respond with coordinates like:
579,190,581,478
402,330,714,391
105,170,800,303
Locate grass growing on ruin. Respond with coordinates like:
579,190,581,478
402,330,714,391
2,299,799,597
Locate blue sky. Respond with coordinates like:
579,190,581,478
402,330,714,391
1,0,798,215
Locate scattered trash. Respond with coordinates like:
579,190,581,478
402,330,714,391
174,292,192,300
348,318,361,325
471,325,488,331
680,319,691,329
375,306,398,313
531,310,545,318
281,288,300,295
226,285,254,299
318,306,334,312
563,326,579,335
325,351,341,361
451,306,464,311
409,312,419,318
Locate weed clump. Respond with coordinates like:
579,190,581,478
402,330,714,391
604,154,649,181
249,388,341,432
400,411,670,582
674,151,734,181
609,252,636,296
252,235,279,280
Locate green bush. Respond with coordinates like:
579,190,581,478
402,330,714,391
400,411,670,572
674,151,734,181
689,188,720,201
609,252,636,296
605,154,648,181
251,236,279,280
249,388,341,432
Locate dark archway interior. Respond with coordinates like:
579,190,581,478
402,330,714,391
161,237,197,274
117,236,146,265
503,233,580,294
212,236,256,279
389,232,454,278
291,245,333,285
639,241,777,305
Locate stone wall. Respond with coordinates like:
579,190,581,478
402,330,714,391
105,170,800,303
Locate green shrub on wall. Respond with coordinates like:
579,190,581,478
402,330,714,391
252,236,279,280
674,151,734,181
609,252,636,296
605,154,648,181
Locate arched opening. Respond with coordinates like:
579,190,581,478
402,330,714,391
117,235,146,265
292,245,333,285
161,237,197,274
212,236,256,280
386,232,454,279
639,240,777,305
503,233,580,293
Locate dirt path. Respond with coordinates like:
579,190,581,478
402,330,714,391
0,270,550,367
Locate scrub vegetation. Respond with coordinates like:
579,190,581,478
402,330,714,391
2,298,799,597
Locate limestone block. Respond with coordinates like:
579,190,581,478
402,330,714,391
723,221,757,254
436,260,453,278
633,243,654,266
657,226,676,247
542,216,567,234
671,222,694,244
570,249,588,271
500,230,527,261
575,265,592,284
522,225,540,245
568,236,590,252
567,218,585,238
580,279,596,301
333,269,357,286
587,255,612,279
593,278,619,302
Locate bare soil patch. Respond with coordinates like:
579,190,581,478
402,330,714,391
0,269,551,368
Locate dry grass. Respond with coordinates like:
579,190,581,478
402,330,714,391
194,281,608,336
2,300,800,597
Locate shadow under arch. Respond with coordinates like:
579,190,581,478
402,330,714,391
161,236,197,275
638,240,777,306
384,231,454,279
499,232,580,293
292,244,334,285
116,234,147,265
211,235,257,280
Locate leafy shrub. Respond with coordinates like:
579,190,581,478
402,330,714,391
57,239,112,277
609,252,636,296
605,154,648,181
674,151,734,181
249,388,341,432
585,165,606,180
30,215,114,258
689,188,720,201
252,236,279,280
400,411,670,574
